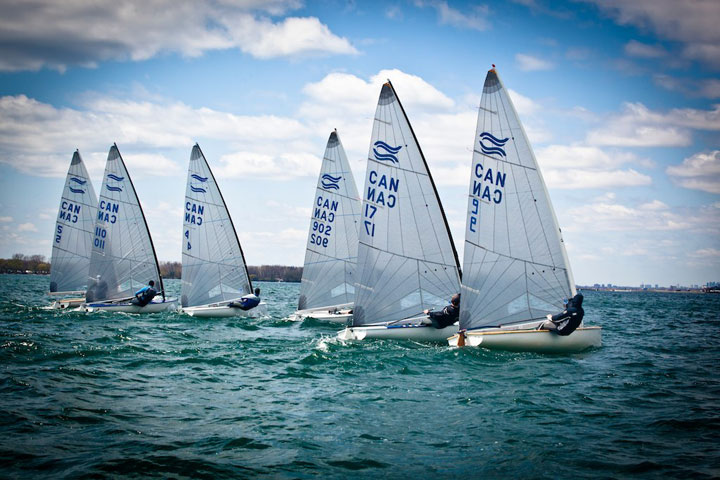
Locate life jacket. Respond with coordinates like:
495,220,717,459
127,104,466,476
232,294,260,311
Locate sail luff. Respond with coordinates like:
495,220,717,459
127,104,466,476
386,80,462,280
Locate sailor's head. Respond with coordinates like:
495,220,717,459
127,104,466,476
254,287,260,296
148,280,155,287
451,293,461,306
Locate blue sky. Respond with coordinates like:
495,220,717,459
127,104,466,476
0,0,718,286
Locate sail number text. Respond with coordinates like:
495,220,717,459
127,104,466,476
469,161,506,232
364,170,399,237
312,196,337,248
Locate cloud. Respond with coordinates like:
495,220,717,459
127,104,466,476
413,1,490,30
586,102,720,147
515,53,554,71
690,248,720,258
0,94,310,177
624,40,667,58
666,150,720,194
0,216,12,222
585,0,720,69
653,75,720,99
17,222,38,232
0,0,357,72
536,145,652,189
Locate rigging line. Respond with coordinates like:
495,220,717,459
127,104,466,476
357,241,458,267
472,149,539,171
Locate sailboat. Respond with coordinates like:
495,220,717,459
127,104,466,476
338,81,462,342
49,150,98,309
291,130,360,323
178,144,266,318
447,67,601,353
84,144,177,313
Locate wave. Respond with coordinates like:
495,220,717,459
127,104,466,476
372,141,402,164
69,177,87,185
190,185,207,193
191,174,208,182
480,132,509,146
106,185,123,192
480,142,507,158
68,187,85,194
106,174,124,182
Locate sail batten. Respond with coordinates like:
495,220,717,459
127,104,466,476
298,130,361,311
50,151,98,293
86,145,163,302
181,144,252,308
353,82,461,326
460,69,574,330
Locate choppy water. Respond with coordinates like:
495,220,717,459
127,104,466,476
1,274,719,478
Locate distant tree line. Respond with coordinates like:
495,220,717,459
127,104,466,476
0,256,302,283
0,254,51,274
159,262,302,282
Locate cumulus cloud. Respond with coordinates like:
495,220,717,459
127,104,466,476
586,102,720,147
17,222,38,232
666,150,720,194
413,1,491,30
653,75,720,99
585,0,720,69
515,53,554,71
536,145,652,189
0,0,357,72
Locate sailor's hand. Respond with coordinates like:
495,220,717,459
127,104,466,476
423,309,429,315
546,314,552,320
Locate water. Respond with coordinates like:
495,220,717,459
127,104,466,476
1,275,719,479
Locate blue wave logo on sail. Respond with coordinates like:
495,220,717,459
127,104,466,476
320,174,341,190
70,177,86,185
68,187,85,194
106,185,122,192
372,141,402,164
479,132,509,158
190,185,207,193
191,174,208,182
107,174,125,182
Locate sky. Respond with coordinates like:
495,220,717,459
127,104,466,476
0,0,718,287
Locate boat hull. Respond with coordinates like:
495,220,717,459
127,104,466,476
338,323,458,342
50,297,86,309
180,301,268,318
448,326,602,353
84,298,178,313
289,305,353,323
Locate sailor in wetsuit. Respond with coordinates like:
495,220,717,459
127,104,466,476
229,287,261,311
538,293,584,335
421,293,460,329
132,280,157,307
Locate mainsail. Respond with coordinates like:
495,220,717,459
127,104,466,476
50,150,98,293
181,144,252,308
460,68,575,330
86,144,164,302
298,130,361,311
353,81,461,326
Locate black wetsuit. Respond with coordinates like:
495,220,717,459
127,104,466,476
549,293,584,336
131,286,157,307
428,303,459,329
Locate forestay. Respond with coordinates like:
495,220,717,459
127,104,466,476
298,130,361,311
86,145,164,302
353,82,461,326
50,151,98,293
181,144,252,308
460,68,575,330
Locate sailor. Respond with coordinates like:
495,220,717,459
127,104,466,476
230,287,261,310
538,293,584,335
132,280,157,307
422,293,460,329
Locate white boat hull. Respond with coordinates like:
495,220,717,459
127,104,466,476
338,322,458,342
50,297,86,309
289,305,353,323
448,326,602,353
84,297,178,313
179,301,268,318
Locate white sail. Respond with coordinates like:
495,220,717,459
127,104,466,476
86,145,164,302
181,144,252,308
460,68,575,331
50,150,98,293
352,82,461,326
298,130,361,311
